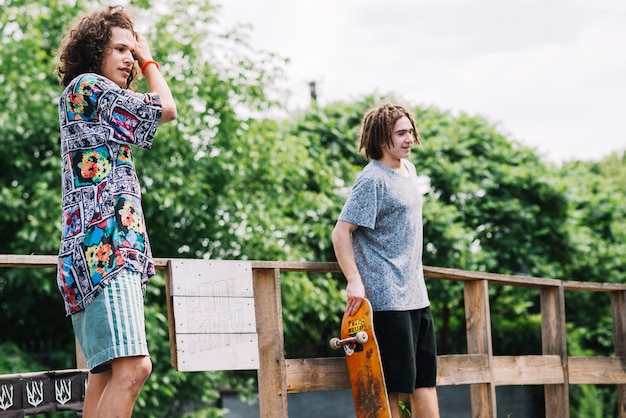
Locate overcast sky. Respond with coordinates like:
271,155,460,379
217,0,626,163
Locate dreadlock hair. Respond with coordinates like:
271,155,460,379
56,5,138,89
358,103,421,161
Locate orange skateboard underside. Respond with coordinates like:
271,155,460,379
340,299,391,418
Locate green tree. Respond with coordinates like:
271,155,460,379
0,0,289,415
411,108,575,355
557,158,626,352
554,156,626,417
0,0,84,373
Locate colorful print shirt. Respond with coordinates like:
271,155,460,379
57,73,163,315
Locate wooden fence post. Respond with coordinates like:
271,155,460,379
541,284,570,418
611,290,626,418
253,268,288,418
464,279,496,418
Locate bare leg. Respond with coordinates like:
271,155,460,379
410,387,440,418
95,356,152,417
388,392,402,418
83,371,111,417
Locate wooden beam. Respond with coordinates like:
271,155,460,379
564,281,626,292
165,261,179,368
464,280,496,418
437,354,491,386
250,260,340,272
492,355,563,385
253,268,288,418
425,265,561,288
285,358,350,392
283,354,626,393
284,354,493,393
541,284,570,418
568,357,626,384
612,290,626,418
0,254,57,268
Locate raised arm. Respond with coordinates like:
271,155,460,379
134,33,177,123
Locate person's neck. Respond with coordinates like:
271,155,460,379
377,157,408,176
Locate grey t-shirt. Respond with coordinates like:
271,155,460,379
338,159,429,311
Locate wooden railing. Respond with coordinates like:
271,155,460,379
1,254,625,417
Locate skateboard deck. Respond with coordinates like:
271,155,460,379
330,299,392,418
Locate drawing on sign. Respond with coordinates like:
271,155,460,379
55,379,72,405
179,281,247,334
26,380,44,408
0,384,13,411
185,333,255,353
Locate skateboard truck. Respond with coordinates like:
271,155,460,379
329,331,368,350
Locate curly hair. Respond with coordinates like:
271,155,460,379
56,5,138,88
358,103,421,161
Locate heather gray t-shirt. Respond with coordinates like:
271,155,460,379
338,159,429,311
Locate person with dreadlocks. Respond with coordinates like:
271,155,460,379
332,103,439,417
55,5,176,416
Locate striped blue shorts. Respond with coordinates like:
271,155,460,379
72,269,149,373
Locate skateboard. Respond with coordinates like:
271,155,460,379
330,298,392,418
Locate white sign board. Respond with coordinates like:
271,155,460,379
168,259,259,371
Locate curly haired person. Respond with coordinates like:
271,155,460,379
332,103,440,417
55,5,176,416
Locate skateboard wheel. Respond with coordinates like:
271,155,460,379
329,337,342,350
355,331,368,344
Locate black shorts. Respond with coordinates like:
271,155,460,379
373,307,437,393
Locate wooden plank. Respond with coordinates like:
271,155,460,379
493,355,564,385
250,260,341,273
174,332,259,371
426,265,562,288
437,354,490,386
253,268,289,418
171,296,256,333
564,281,626,292
285,358,350,392
541,285,570,418
464,280,496,418
285,355,625,392
285,355,493,393
168,259,253,297
614,291,626,358
164,262,178,368
154,257,169,268
568,357,626,384
0,254,57,268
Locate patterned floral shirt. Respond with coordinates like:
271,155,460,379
57,73,162,315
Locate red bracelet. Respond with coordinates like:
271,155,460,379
141,60,160,74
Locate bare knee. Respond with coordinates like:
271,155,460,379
128,356,152,384
112,356,152,393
